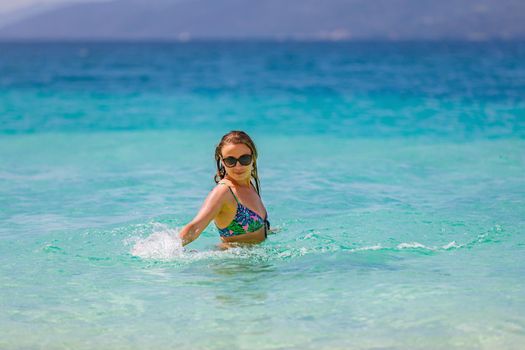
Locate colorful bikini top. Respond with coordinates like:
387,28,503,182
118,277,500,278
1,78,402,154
216,182,269,237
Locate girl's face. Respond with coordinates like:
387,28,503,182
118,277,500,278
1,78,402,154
221,143,254,182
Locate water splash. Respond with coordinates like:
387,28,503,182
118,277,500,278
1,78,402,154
126,223,269,262
128,224,184,260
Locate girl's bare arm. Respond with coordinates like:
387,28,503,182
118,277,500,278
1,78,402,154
179,185,229,246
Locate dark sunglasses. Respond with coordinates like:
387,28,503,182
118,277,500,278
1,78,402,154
222,154,253,168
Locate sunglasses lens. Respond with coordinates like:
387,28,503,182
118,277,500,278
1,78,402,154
223,157,237,167
239,154,253,166
223,154,253,168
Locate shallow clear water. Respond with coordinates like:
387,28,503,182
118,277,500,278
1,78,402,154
1,42,524,349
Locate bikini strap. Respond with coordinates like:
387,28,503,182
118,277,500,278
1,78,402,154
218,182,239,204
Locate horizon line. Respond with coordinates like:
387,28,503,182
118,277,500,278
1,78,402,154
1,37,524,44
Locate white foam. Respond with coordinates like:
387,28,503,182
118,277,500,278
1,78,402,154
396,242,430,249
352,244,383,252
442,241,461,249
129,224,184,260
303,232,315,239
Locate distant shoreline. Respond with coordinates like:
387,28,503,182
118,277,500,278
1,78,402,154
1,38,524,44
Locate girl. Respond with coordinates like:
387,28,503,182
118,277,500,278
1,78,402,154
179,131,270,248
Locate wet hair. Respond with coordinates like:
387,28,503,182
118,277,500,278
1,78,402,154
214,130,261,195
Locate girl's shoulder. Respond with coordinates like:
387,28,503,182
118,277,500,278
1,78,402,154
216,179,233,187
214,180,238,205
214,179,235,197
205,181,234,205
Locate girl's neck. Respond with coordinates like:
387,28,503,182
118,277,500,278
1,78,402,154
225,175,251,188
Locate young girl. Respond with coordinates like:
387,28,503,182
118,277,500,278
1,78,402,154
179,131,270,248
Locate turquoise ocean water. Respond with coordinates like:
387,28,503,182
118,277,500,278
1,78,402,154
1,42,524,349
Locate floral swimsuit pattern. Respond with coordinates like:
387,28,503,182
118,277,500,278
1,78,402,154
216,182,269,238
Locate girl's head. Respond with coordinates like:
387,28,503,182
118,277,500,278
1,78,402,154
214,130,261,194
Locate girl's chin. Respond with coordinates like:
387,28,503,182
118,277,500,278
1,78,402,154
230,172,250,179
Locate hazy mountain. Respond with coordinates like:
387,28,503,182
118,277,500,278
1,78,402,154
0,0,524,40
0,2,67,29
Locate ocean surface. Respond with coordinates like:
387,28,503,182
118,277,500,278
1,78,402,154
0,41,524,349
